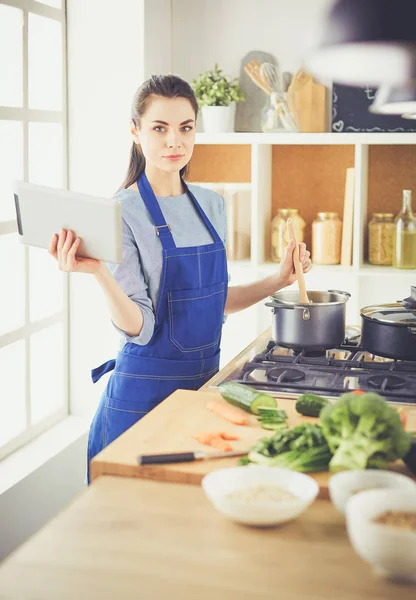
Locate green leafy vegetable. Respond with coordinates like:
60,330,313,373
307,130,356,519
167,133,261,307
320,392,411,473
247,423,332,473
403,432,416,475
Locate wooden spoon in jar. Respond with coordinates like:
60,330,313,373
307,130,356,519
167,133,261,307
286,218,310,304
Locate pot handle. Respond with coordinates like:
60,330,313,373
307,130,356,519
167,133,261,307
402,286,416,309
265,302,295,310
328,289,351,298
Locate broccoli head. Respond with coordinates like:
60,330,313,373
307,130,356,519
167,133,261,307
320,392,411,473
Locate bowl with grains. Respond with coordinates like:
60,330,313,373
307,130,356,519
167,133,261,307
329,469,416,515
346,488,416,582
201,466,319,527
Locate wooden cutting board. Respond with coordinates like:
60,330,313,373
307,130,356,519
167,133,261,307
90,389,416,498
287,69,327,132
340,167,355,266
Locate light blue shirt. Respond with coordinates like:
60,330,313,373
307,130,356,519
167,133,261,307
108,184,227,346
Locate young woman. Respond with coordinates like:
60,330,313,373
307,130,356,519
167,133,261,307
49,74,312,480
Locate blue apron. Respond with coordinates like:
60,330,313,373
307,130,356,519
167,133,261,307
86,172,228,481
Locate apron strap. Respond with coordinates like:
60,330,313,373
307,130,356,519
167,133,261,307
138,172,223,249
91,359,116,383
138,173,176,250
182,180,222,244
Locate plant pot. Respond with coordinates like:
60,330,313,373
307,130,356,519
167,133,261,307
201,103,236,133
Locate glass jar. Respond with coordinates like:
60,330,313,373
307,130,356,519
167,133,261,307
368,213,395,265
312,212,342,265
271,208,305,263
261,92,298,133
393,189,416,269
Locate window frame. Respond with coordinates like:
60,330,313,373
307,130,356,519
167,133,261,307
0,0,69,460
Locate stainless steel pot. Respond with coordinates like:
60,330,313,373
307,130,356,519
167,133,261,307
265,289,351,350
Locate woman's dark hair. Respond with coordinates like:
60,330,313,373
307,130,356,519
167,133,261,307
118,74,199,192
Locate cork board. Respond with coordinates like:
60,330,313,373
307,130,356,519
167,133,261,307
368,145,416,214
188,145,251,183
365,145,416,261
270,145,355,258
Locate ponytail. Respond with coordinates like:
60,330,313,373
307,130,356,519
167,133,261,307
117,141,145,193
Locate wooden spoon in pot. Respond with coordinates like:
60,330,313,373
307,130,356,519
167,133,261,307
287,218,310,304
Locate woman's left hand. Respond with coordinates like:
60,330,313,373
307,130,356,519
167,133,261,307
277,239,312,288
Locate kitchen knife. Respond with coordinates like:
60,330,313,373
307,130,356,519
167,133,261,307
137,450,248,465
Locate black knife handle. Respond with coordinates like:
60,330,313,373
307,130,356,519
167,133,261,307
137,452,196,465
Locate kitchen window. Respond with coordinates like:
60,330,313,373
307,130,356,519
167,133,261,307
0,0,68,461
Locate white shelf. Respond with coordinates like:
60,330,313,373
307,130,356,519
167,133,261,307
359,264,416,276
197,131,415,332
230,260,415,278
258,262,357,275
195,132,416,146
193,181,251,191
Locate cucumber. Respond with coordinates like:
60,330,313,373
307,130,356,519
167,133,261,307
219,382,277,415
258,407,286,419
296,393,329,417
260,422,288,432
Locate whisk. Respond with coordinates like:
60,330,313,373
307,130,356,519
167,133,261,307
259,62,285,96
260,62,298,132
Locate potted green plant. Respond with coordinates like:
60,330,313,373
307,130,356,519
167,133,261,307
192,63,245,133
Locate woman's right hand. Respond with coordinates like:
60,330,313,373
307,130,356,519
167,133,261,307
48,229,102,275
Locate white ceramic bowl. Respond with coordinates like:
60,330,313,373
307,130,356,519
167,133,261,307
346,488,416,583
201,466,319,527
329,469,416,515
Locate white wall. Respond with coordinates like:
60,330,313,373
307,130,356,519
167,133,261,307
0,432,87,561
0,0,148,562
67,0,146,418
171,0,334,82
144,0,173,76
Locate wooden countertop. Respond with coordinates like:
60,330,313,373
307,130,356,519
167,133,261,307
0,475,414,600
90,387,416,494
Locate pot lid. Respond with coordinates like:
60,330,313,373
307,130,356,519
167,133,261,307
361,303,416,326
361,286,416,325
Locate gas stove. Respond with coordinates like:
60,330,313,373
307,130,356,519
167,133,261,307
214,336,416,405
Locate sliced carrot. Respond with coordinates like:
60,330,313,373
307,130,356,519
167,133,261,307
193,430,240,451
209,437,233,452
193,431,221,445
206,400,249,425
220,432,240,441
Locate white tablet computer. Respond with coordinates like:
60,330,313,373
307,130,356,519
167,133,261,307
14,181,123,264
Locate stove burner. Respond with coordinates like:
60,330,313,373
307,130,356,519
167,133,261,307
224,340,416,405
295,348,327,358
267,367,305,383
367,374,407,391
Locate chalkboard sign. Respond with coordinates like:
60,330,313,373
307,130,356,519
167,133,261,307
332,84,416,133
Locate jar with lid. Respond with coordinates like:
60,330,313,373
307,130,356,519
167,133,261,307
368,213,395,265
271,208,305,262
312,212,342,265
393,189,416,269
